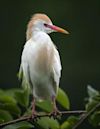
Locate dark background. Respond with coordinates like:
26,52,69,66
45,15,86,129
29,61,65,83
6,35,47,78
0,0,100,128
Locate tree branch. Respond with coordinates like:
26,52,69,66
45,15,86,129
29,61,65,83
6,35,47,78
0,110,86,128
0,102,99,129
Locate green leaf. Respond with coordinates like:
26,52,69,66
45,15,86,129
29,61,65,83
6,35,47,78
5,88,20,97
14,89,30,108
0,109,13,123
89,111,100,127
67,116,79,125
0,95,16,105
0,103,21,117
57,88,70,109
61,121,71,129
86,100,99,111
61,116,79,129
3,121,34,129
87,85,99,99
37,117,60,129
36,100,53,112
23,108,32,116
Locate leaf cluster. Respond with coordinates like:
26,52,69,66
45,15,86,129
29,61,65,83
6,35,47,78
0,87,70,129
0,86,99,129
85,85,100,127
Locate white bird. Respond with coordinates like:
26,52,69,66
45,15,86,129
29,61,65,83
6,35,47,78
19,13,69,116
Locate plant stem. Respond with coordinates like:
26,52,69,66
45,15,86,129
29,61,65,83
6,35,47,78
72,102,100,129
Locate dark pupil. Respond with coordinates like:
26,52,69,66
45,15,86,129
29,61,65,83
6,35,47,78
44,23,47,27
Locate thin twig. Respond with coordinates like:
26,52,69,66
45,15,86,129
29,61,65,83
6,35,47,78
60,110,86,114
0,110,86,128
72,102,100,129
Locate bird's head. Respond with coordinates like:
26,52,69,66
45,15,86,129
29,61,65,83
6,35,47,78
26,13,69,40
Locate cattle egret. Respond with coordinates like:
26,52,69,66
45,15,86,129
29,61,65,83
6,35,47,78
19,13,69,117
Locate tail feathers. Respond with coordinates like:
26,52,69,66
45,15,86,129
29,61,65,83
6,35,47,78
18,65,23,80
18,64,31,92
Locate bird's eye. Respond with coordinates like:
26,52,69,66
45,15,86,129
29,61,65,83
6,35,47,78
44,23,48,27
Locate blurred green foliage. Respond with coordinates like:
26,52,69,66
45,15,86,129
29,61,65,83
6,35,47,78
0,86,99,129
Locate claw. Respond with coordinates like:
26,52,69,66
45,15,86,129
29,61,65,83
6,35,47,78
49,109,61,119
31,112,37,119
49,96,62,119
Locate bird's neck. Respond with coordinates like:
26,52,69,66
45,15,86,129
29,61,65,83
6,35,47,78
30,31,55,74
32,31,52,45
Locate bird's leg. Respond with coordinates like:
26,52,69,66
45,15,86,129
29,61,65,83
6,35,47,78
31,98,37,119
50,96,61,118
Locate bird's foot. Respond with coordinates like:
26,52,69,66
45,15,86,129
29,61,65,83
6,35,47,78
31,111,37,119
49,109,62,119
30,111,39,122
